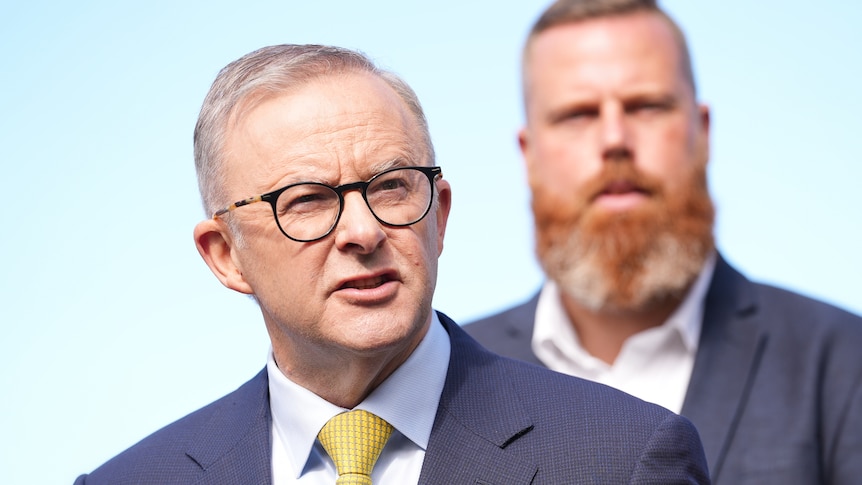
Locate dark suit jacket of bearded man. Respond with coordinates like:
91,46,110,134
465,254,862,485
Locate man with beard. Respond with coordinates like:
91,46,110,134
465,1,862,484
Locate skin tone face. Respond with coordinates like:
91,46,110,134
193,71,451,407
520,11,710,222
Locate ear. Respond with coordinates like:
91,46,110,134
518,126,533,170
433,178,452,256
697,103,711,166
193,219,254,294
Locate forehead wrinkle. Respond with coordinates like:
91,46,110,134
343,104,425,177
333,71,429,175
226,71,428,196
358,131,422,173
282,116,417,189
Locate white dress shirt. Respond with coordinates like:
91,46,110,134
268,311,451,484
532,253,717,413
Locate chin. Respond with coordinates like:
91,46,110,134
342,310,428,349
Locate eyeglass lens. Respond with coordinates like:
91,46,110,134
274,167,433,241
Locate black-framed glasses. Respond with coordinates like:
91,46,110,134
213,166,442,242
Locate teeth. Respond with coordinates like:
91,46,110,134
345,276,385,289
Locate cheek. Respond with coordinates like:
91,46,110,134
418,226,440,264
393,226,438,275
431,209,447,256
529,133,597,193
244,239,324,295
528,160,589,202
637,123,698,183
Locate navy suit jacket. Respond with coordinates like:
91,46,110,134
465,255,862,484
75,313,709,484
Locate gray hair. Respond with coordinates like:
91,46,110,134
524,0,697,96
193,44,435,216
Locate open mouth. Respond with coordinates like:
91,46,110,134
340,275,391,290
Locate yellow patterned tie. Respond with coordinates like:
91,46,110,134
318,409,394,485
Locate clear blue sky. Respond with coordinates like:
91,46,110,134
2,1,860,482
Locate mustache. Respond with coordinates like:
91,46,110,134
581,162,664,206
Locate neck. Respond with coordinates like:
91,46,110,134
268,323,428,409
276,354,400,408
560,291,682,365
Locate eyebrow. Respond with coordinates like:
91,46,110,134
371,157,413,174
623,92,678,105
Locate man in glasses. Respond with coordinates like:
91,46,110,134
75,44,709,483
465,0,862,483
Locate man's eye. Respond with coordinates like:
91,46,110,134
293,193,323,205
279,188,335,214
377,178,408,191
627,100,671,114
553,108,598,123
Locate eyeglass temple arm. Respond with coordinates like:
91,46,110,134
212,195,264,219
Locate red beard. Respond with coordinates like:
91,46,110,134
532,161,715,312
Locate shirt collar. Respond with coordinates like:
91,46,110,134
267,311,450,479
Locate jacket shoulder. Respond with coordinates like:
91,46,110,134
76,370,270,484
755,281,862,329
462,294,541,363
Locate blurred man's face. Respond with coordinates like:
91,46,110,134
213,71,451,374
520,12,714,312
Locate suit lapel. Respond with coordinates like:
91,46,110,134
681,256,767,481
497,294,544,366
175,320,543,484
420,408,538,484
420,314,538,484
186,369,273,485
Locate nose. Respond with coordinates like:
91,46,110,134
600,103,631,161
333,191,386,254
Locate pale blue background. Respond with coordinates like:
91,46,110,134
1,1,860,482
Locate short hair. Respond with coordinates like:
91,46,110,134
523,0,697,96
193,44,435,216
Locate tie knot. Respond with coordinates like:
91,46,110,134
318,410,394,485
